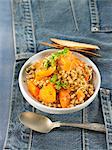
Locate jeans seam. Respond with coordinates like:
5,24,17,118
3,63,15,150
89,0,99,32
100,88,112,150
15,52,35,61
29,0,37,53
28,107,35,150
89,0,112,33
13,0,36,56
82,109,89,150
69,0,79,32
3,62,34,150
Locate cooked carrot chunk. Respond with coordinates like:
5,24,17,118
35,66,56,80
39,84,56,103
59,89,70,108
27,80,40,98
58,51,81,71
77,90,85,101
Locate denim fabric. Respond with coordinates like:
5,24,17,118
0,0,14,149
3,0,112,150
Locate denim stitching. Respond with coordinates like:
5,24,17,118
11,0,17,60
3,61,34,150
82,109,89,150
89,0,99,32
15,52,35,60
82,109,85,150
28,130,33,150
28,0,36,53
108,101,112,126
13,0,36,60
100,88,112,150
3,63,15,150
69,0,79,31
28,107,35,150
89,0,112,33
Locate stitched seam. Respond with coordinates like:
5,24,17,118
100,88,112,150
69,0,79,31
89,0,112,33
15,0,36,60
85,108,89,150
82,109,86,150
28,0,37,53
108,101,112,125
97,29,112,33
3,63,15,150
89,0,99,32
82,109,89,150
11,0,17,59
14,0,36,59
3,62,32,150
28,130,33,150
22,0,36,53
28,107,35,150
101,94,110,150
15,52,35,60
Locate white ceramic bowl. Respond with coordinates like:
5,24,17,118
19,49,101,114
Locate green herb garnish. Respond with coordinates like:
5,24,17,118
61,82,68,88
55,80,68,90
55,81,62,90
43,59,51,69
43,48,69,69
50,74,58,83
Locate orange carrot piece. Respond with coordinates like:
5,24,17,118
59,89,70,108
58,51,82,71
27,80,40,98
85,75,89,81
77,90,85,101
35,66,56,80
39,84,56,103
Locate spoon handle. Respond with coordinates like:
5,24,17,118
59,123,106,133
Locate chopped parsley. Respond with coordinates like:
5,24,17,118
43,48,69,69
61,82,68,88
43,59,51,68
55,81,61,90
55,80,68,90
50,74,58,83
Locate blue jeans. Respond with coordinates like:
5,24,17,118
3,0,112,149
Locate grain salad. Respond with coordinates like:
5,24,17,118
25,48,94,108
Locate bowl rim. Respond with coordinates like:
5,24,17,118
19,49,101,112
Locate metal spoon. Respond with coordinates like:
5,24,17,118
19,112,106,133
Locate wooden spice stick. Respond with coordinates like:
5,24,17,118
71,48,101,57
50,38,100,50
39,42,63,49
40,42,101,57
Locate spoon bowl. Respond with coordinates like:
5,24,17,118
19,112,60,133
